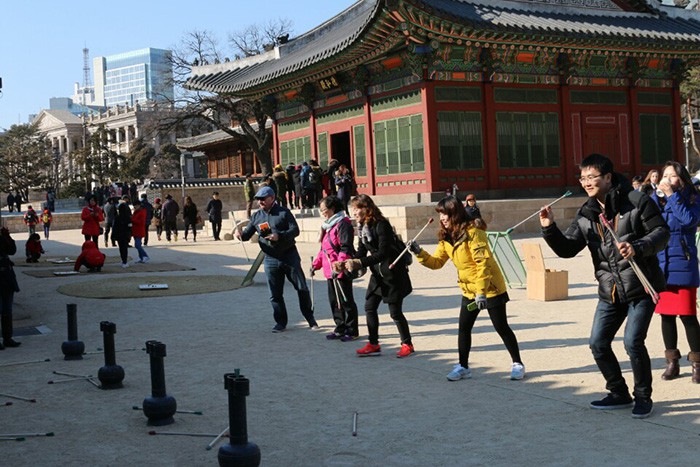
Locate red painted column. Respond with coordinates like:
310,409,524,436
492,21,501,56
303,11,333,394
559,83,575,186
482,80,498,189
671,87,684,165
272,121,280,167
628,85,640,175
363,94,376,195
421,81,438,193
310,111,318,161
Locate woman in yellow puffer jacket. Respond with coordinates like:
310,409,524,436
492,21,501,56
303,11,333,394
409,196,525,381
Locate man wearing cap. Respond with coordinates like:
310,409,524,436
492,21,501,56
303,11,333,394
236,185,318,332
206,192,223,241
465,193,481,221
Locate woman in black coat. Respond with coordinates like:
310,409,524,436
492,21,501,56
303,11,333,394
0,227,21,349
182,196,198,242
342,194,414,358
114,196,133,268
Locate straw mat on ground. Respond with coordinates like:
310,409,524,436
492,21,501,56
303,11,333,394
15,255,131,267
22,261,194,278
57,275,246,298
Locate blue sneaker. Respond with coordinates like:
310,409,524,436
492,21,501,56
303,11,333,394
446,364,471,381
510,362,525,380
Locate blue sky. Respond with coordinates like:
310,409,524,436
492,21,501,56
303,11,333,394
0,0,357,130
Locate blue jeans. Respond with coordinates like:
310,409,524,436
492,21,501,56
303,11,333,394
134,237,148,261
589,297,655,400
264,251,314,327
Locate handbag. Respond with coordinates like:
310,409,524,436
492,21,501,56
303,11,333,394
196,215,203,225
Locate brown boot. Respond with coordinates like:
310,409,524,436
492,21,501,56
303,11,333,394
688,352,700,384
661,349,681,380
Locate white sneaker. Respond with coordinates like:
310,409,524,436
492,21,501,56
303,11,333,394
446,364,471,381
142,256,150,263
121,262,129,269
510,362,525,380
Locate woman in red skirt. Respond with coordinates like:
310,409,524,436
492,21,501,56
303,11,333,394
652,161,700,383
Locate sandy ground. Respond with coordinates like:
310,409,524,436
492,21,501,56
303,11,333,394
1,227,699,467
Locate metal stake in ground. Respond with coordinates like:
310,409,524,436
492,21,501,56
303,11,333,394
141,340,176,426
0,392,36,403
97,321,124,389
218,371,260,467
61,304,85,360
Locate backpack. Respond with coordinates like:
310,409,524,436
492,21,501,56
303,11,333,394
42,213,51,224
309,168,321,185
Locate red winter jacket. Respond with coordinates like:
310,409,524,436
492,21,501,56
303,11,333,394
131,208,147,238
74,241,105,271
81,205,104,237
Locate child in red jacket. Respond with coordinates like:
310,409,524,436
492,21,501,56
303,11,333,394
25,233,44,263
74,240,105,272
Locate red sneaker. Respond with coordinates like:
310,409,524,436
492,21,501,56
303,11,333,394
396,343,415,358
356,343,381,357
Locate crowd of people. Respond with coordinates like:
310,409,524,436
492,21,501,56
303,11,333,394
2,155,698,424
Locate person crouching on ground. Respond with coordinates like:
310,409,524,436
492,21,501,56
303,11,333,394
311,195,359,342
235,186,318,332
74,240,105,272
539,153,669,419
25,233,44,263
340,194,414,358
409,196,525,381
131,199,150,263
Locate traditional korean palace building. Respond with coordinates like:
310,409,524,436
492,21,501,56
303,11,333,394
187,0,700,197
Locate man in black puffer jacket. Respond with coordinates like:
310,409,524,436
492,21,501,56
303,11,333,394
539,153,669,420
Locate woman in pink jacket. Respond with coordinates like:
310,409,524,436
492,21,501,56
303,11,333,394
81,196,104,243
311,195,359,341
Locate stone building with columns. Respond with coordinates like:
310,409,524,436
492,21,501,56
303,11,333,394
33,102,180,187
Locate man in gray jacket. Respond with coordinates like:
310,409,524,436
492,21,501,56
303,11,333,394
539,153,669,419
236,186,318,332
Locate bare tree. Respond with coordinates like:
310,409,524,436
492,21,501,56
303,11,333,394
680,64,700,169
155,22,292,175
229,18,293,57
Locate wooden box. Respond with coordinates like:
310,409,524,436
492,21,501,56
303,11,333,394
522,243,568,301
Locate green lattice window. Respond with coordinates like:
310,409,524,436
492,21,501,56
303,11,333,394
280,136,311,167
494,88,557,104
353,125,367,177
438,111,483,170
640,114,673,166
496,112,560,168
637,92,672,107
570,91,626,105
374,114,424,175
435,87,481,103
317,132,328,168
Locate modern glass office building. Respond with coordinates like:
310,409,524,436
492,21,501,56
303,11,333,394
93,48,173,108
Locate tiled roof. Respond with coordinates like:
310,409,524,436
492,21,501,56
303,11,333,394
186,0,380,94
186,0,700,95
421,0,700,43
176,120,272,150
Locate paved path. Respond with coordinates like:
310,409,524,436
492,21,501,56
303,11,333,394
1,228,698,466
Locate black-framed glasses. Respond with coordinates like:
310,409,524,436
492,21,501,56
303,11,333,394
578,174,603,183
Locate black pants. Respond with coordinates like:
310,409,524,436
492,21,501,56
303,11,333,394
104,225,115,246
144,225,150,246
184,221,197,240
117,238,129,264
326,277,359,337
661,314,700,352
364,292,411,346
211,220,222,240
164,219,177,240
458,295,521,368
